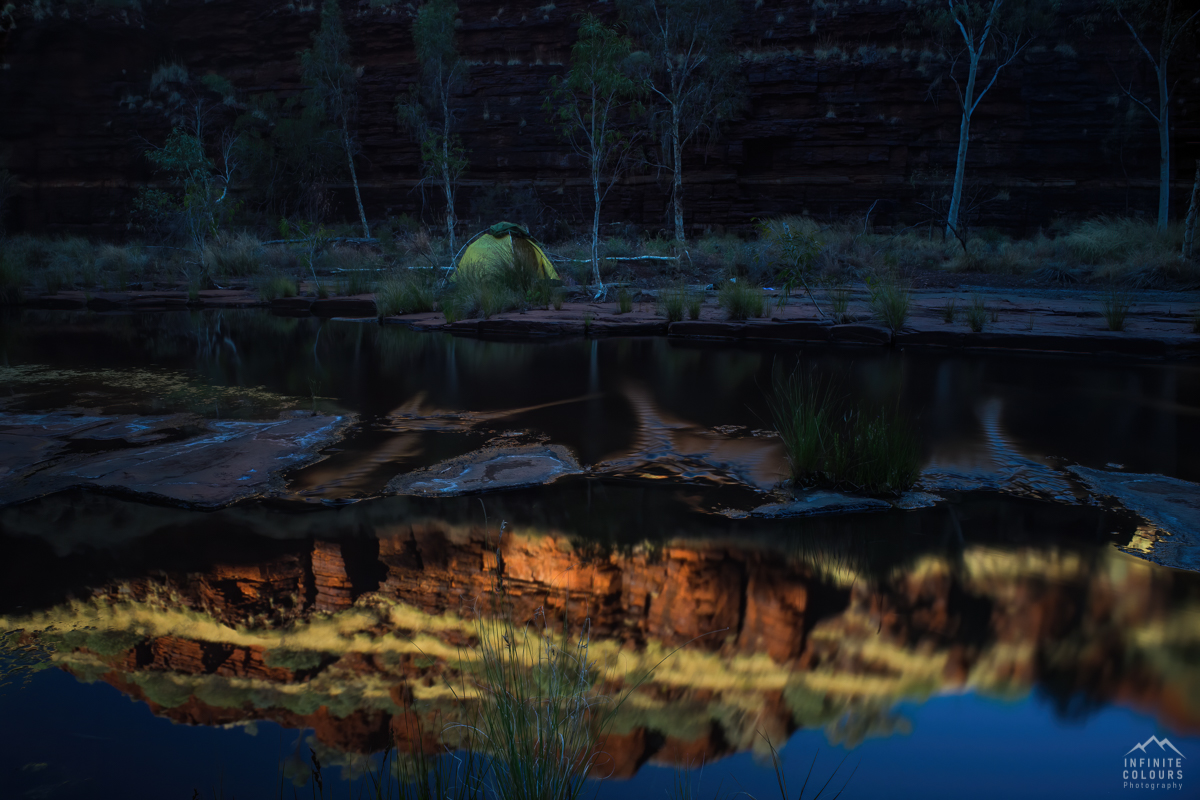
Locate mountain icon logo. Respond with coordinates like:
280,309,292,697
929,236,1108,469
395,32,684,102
1125,736,1186,758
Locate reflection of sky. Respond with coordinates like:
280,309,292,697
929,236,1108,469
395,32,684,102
594,695,1200,800
5,670,1198,800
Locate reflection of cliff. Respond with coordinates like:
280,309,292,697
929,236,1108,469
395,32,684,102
3,519,1198,775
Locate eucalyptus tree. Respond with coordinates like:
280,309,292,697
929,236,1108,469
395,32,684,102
545,16,646,290
923,0,1057,239
301,0,370,238
617,0,742,243
1091,0,1200,230
397,0,468,252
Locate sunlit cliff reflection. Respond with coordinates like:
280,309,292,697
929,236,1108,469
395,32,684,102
3,511,1197,776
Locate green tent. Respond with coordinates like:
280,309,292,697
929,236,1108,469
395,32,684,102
455,222,559,282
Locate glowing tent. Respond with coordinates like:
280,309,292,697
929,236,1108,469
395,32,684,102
454,222,559,282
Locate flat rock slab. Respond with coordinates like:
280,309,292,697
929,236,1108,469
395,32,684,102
386,444,582,496
749,491,892,518
1069,466,1200,572
0,411,351,508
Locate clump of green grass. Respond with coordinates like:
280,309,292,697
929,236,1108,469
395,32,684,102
941,298,957,323
827,285,851,323
551,287,565,311
254,273,298,301
1101,286,1134,331
443,274,522,321
686,290,702,320
965,294,987,332
616,285,632,314
205,233,264,278
338,269,375,296
658,283,689,322
718,280,765,320
377,269,437,316
767,368,920,495
868,276,910,332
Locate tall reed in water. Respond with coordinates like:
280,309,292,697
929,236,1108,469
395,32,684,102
767,368,919,494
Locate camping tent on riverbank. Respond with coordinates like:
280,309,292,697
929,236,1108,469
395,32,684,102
454,222,559,282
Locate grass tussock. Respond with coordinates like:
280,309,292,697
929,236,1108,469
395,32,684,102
204,233,264,278
1101,287,1134,332
616,286,632,314
941,298,957,324
377,269,438,316
718,280,765,320
254,273,298,301
868,276,910,332
965,295,987,332
767,368,920,495
658,283,698,323
443,274,524,322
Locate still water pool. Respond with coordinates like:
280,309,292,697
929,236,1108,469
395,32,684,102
1,309,1198,799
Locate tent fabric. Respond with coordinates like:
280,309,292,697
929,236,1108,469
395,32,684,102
455,223,559,282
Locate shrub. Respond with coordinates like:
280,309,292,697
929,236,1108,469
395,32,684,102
443,274,521,320
205,233,264,277
657,283,688,322
767,368,920,494
828,285,851,323
377,269,438,316
965,294,987,332
616,285,632,314
1101,287,1134,332
868,276,910,332
96,244,147,290
255,273,299,301
1063,217,1177,264
718,280,764,320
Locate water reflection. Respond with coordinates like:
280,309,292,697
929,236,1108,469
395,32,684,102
1,487,1197,780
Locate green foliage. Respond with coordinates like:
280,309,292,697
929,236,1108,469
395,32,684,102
965,294,988,332
204,232,264,277
616,285,633,313
255,273,299,301
1101,286,1134,331
301,0,369,236
141,127,237,250
397,0,467,246
942,298,958,323
657,283,690,322
760,217,824,312
767,368,920,495
718,280,764,320
545,15,647,286
443,273,522,320
377,269,438,316
867,276,911,332
828,285,852,324
686,290,702,320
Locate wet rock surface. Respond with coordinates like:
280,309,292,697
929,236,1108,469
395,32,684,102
746,491,893,518
0,410,353,508
385,444,583,496
1069,466,1200,572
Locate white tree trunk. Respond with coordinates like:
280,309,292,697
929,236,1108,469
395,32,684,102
1157,68,1171,231
343,122,370,239
592,173,603,289
442,125,456,253
946,55,979,239
671,122,685,243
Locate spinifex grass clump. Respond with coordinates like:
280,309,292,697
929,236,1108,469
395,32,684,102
377,269,438,316
767,369,920,495
718,280,765,320
941,298,957,323
965,294,987,332
868,275,910,332
616,286,633,314
1101,286,1134,331
254,273,298,301
658,283,689,322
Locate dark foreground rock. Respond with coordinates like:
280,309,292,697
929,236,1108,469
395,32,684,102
1069,466,1200,571
0,410,352,508
385,444,582,496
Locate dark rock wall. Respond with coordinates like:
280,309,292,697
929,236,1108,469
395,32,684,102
2,0,1198,235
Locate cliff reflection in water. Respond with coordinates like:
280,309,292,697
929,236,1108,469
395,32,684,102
2,490,1197,776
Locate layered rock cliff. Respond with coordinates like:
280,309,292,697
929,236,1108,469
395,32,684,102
2,0,1198,235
